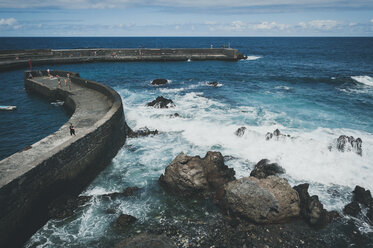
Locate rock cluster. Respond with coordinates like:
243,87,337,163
250,159,285,179
158,151,235,198
265,129,291,140
152,79,168,85
147,96,175,108
293,183,339,228
127,127,158,138
329,135,362,155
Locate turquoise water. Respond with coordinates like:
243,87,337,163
0,37,372,246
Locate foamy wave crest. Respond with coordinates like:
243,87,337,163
351,76,373,86
275,86,292,91
245,55,262,61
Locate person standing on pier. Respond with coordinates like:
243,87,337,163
69,123,76,136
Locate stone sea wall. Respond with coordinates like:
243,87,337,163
0,70,126,247
0,48,245,71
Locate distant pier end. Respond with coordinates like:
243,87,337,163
0,48,246,71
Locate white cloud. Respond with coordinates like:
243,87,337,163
298,20,339,30
252,21,289,30
0,17,17,26
371,19,373,23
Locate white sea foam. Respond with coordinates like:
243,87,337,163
121,88,373,210
351,75,373,86
245,55,262,61
274,86,291,90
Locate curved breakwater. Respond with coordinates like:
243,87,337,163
0,70,126,247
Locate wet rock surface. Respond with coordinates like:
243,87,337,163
343,201,361,217
352,185,373,207
265,129,291,140
293,183,340,228
207,81,219,87
329,135,363,155
221,176,300,223
116,233,177,248
113,214,137,231
152,79,168,85
127,127,159,138
235,126,246,137
147,96,175,108
159,151,235,198
250,159,285,179
169,113,180,118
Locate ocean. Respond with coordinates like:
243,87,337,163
0,37,372,247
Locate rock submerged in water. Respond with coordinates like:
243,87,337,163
113,214,137,231
207,81,219,87
293,183,339,228
330,135,362,155
250,159,285,179
128,127,158,138
169,113,180,118
152,79,168,85
48,187,140,219
147,96,175,108
220,176,300,223
235,126,246,137
158,151,235,198
265,129,291,140
116,233,177,248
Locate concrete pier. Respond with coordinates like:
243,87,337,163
0,70,126,247
0,48,246,71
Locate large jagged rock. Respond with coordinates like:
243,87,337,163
116,233,177,248
343,201,361,217
152,79,168,85
159,151,235,198
331,135,362,156
147,96,175,108
250,159,285,179
352,185,372,207
235,127,246,137
221,176,300,224
293,183,339,228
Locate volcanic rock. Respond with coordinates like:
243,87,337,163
221,176,300,223
332,135,363,155
116,233,177,248
343,201,361,217
127,127,158,138
207,81,219,87
147,96,175,108
250,159,285,179
235,126,246,137
159,151,235,198
352,185,372,207
152,79,168,85
265,129,291,140
113,214,137,230
293,183,339,228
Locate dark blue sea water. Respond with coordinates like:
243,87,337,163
0,37,372,247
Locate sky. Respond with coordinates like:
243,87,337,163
0,0,372,36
